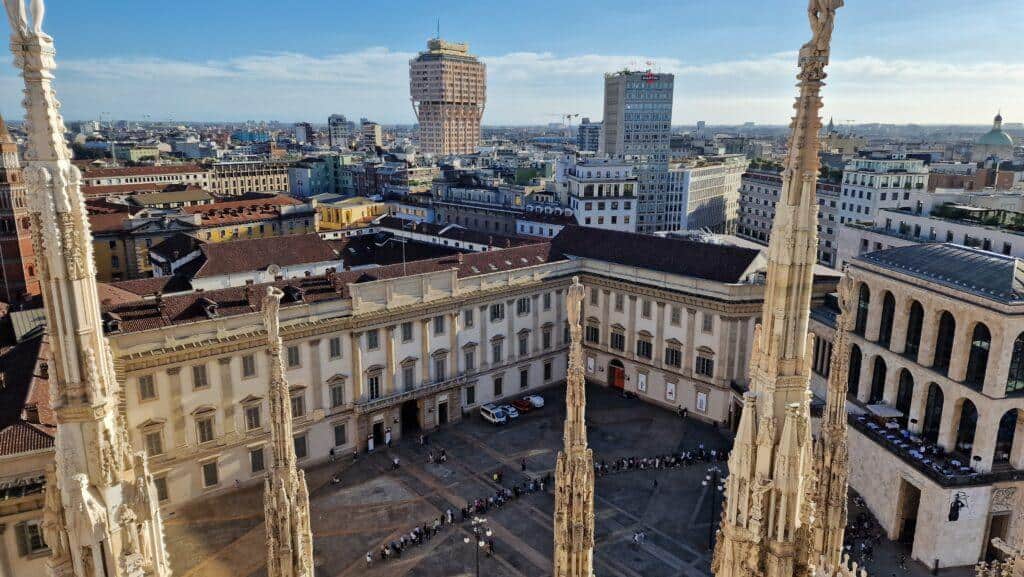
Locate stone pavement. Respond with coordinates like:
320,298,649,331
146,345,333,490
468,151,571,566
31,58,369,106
162,383,974,577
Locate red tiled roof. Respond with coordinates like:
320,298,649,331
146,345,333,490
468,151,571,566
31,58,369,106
88,211,131,233
0,421,54,455
0,336,55,457
82,182,207,198
183,195,305,227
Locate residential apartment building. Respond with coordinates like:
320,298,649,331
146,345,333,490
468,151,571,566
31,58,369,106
410,39,486,156
738,168,842,267
360,121,383,150
315,196,387,231
599,70,674,233
328,114,356,149
565,158,637,232
669,154,748,234
839,156,928,224
576,118,601,152
81,164,212,193
97,225,837,506
808,243,1024,568
208,160,291,196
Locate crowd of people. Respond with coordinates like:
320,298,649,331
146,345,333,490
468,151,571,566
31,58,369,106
595,444,728,477
843,494,904,571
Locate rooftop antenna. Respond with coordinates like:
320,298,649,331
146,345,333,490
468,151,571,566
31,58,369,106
435,18,440,40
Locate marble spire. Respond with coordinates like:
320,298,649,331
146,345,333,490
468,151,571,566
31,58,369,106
262,287,315,577
712,3,845,577
553,277,595,577
2,1,172,576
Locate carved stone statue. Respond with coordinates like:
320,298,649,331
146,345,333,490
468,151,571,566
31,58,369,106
807,0,844,51
2,0,45,39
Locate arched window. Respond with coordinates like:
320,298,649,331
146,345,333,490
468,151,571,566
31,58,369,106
896,369,914,427
878,292,896,347
869,356,886,404
904,301,924,360
964,323,991,389
922,383,944,444
932,311,956,375
1007,332,1024,394
848,345,862,398
854,284,870,336
955,399,978,455
995,409,1019,464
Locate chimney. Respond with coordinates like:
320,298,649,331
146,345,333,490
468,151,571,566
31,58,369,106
23,403,39,424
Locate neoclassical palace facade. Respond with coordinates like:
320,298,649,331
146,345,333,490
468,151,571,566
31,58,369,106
810,243,1024,568
102,227,838,506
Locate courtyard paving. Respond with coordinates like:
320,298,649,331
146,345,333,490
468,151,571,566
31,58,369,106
163,383,974,577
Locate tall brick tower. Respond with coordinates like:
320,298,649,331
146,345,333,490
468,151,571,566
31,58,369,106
0,114,38,301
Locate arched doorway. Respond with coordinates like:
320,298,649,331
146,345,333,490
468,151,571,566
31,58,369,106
878,292,896,347
896,369,914,427
904,301,924,360
608,359,625,390
848,345,862,398
995,409,1019,464
922,383,944,444
401,399,420,436
869,356,887,404
964,323,991,389
955,399,978,455
933,311,956,375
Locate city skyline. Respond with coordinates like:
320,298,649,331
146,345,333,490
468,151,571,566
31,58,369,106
0,0,1018,125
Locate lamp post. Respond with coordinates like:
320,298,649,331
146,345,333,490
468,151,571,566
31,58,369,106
703,466,725,549
463,516,493,577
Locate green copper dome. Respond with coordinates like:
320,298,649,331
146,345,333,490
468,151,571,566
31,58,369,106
978,128,1014,147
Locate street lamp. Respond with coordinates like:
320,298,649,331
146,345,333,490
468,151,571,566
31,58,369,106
703,466,725,550
462,516,493,577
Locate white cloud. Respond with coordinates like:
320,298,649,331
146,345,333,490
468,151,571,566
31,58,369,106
0,48,1016,125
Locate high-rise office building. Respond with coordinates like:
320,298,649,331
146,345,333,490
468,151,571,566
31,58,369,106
410,38,486,157
599,70,674,233
328,114,355,149
294,121,315,144
576,117,601,152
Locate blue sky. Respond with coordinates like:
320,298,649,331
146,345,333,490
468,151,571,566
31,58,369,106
1,0,1020,125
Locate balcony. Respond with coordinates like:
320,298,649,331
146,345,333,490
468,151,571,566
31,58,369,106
354,374,468,415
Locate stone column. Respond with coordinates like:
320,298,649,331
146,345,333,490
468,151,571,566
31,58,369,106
350,331,364,399
856,360,873,404
970,416,1000,473
626,295,638,361
889,297,910,354
449,312,459,375
947,316,971,383
167,367,186,448
907,380,928,435
600,289,611,348
385,327,396,394
865,298,883,342
531,294,541,352
420,319,431,384
983,328,1011,398
506,298,515,361
684,308,697,376
555,289,565,346
882,363,901,406
1011,412,1024,470
936,395,960,452
917,308,941,368
309,339,323,411
217,357,236,435
714,314,728,382
654,302,666,367
479,305,490,368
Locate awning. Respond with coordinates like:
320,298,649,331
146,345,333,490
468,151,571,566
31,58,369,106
866,404,903,419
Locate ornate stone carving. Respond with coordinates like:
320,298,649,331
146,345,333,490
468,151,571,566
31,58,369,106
990,487,1016,512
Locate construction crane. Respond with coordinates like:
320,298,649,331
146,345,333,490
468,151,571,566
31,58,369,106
547,113,580,128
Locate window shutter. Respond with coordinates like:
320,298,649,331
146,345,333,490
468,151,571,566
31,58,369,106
14,522,29,557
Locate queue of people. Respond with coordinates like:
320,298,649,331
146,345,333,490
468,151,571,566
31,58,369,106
595,444,728,476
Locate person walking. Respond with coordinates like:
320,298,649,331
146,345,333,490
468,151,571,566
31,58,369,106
366,552,373,567
521,458,527,472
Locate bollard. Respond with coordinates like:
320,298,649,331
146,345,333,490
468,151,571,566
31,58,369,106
932,558,939,576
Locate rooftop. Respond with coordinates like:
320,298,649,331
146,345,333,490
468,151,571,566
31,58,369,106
81,164,206,178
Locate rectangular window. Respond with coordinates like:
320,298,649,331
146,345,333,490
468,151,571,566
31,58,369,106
492,341,503,364
490,303,505,321
636,339,653,359
196,416,214,444
464,350,476,372
290,394,305,418
462,309,474,328
696,356,714,377
245,405,261,430
585,325,599,344
641,299,652,319
670,306,682,326
434,357,446,381
542,328,552,350
611,332,625,351
701,313,714,333
519,368,529,390
334,423,347,446
242,354,256,377
543,292,552,310
138,375,156,400
493,375,503,397
294,435,308,460
329,337,342,359
666,347,682,368
366,329,379,350
153,477,169,502
544,361,553,381
286,345,301,368
192,365,209,389
466,384,476,405
402,366,415,391
144,430,163,457
329,381,345,407
401,321,413,342
368,374,381,399
614,293,624,312
590,288,599,306
518,334,528,356
202,461,219,487
517,297,530,316
250,447,265,473
434,315,445,335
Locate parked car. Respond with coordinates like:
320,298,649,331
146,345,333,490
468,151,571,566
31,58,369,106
479,403,508,425
500,404,520,419
511,398,534,412
523,394,545,408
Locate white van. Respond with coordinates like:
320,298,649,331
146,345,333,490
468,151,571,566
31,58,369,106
479,403,508,425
